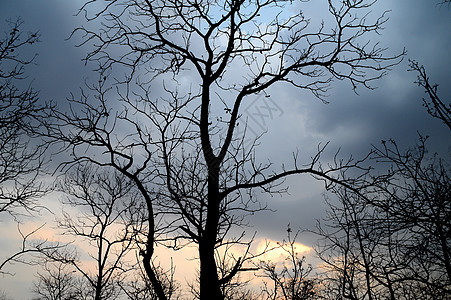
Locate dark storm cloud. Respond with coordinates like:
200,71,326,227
0,0,450,298
284,0,451,157
1,1,88,103
245,0,451,240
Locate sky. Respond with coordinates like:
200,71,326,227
0,0,450,299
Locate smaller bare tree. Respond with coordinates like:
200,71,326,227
258,227,318,300
315,137,451,299
119,257,179,300
41,164,145,300
0,17,60,278
32,262,86,300
0,17,48,217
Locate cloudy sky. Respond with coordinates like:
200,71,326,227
1,0,450,298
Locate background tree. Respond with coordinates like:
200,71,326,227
41,164,145,300
0,17,60,276
0,17,46,217
315,136,451,299
313,3,451,297
312,3,451,296
44,0,403,298
258,228,318,300
32,262,86,300
119,259,179,300
315,190,397,299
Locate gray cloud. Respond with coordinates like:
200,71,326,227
0,0,450,298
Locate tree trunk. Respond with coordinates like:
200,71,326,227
199,239,222,299
95,279,102,300
199,169,223,299
142,242,168,300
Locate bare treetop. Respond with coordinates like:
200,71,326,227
75,0,403,94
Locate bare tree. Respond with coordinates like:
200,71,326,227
258,227,318,300
41,164,144,300
0,17,48,217
119,258,179,300
315,136,451,299
42,75,172,298
315,20,450,296
371,138,451,297
315,191,395,300
44,0,404,298
32,262,86,300
0,18,61,277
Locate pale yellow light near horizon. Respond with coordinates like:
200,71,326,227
0,215,313,297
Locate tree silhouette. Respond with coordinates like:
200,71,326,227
32,262,84,300
0,18,46,218
0,18,60,276
258,228,318,300
119,260,179,300
315,137,451,299
40,165,145,300
44,0,403,298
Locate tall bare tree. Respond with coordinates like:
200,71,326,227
44,0,403,298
